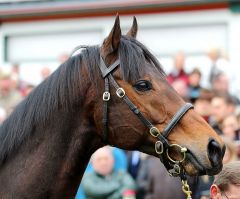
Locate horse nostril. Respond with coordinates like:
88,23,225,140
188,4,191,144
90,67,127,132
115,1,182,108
207,139,222,167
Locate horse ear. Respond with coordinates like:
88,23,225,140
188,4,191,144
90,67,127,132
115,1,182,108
126,16,138,39
103,15,122,54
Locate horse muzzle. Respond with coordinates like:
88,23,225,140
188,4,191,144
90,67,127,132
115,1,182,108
206,138,225,175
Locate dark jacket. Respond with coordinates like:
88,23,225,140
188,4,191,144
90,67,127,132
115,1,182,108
136,156,195,199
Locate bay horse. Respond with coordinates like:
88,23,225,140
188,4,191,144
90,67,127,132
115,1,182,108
0,16,224,198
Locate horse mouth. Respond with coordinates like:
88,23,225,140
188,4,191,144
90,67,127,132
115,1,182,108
183,151,207,176
184,149,223,176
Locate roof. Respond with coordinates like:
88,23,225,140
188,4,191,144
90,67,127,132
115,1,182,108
0,0,231,23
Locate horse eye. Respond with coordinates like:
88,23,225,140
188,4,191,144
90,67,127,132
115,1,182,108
133,80,152,92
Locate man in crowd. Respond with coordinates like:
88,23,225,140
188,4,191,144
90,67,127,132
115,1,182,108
210,161,240,199
210,92,237,135
82,147,136,199
0,70,22,113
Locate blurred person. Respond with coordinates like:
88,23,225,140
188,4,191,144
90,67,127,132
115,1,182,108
11,63,21,90
222,114,240,140
211,72,229,94
127,151,141,180
59,52,69,63
23,84,35,97
207,48,231,86
187,68,202,103
194,175,214,199
0,70,22,112
236,113,240,140
11,63,20,75
76,147,128,199
82,146,136,199
40,66,51,80
136,155,195,199
210,161,240,199
167,51,189,86
171,79,188,100
221,136,238,164
0,107,6,124
85,147,127,173
194,89,214,122
237,113,240,124
11,63,27,96
204,48,237,96
111,148,128,172
210,92,237,135
208,48,222,85
230,113,240,157
75,186,86,199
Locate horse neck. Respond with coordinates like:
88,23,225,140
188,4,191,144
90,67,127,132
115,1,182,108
0,109,103,198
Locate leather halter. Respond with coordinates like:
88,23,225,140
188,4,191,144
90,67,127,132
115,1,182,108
99,56,194,174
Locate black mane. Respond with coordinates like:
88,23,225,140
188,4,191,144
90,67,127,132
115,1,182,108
119,36,165,82
0,36,165,165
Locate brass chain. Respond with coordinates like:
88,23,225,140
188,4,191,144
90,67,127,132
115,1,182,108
182,180,192,199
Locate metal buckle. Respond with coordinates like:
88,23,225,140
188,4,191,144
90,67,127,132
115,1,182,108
155,141,164,154
166,144,187,163
149,126,160,137
168,163,181,177
103,92,110,101
116,88,125,98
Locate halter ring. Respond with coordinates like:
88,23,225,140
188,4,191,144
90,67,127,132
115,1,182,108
166,144,187,163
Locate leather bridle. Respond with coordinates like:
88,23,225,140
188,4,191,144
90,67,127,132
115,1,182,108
99,55,193,166
99,56,194,198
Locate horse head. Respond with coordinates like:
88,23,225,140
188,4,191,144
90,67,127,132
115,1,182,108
0,15,226,198
91,16,225,176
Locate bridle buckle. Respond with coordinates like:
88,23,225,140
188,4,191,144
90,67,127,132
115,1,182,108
155,141,164,154
150,126,160,137
168,163,181,177
103,92,110,101
116,88,125,98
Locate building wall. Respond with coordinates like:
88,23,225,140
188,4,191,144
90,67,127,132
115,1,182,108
0,8,239,95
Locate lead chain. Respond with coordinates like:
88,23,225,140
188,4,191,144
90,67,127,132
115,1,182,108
181,180,192,199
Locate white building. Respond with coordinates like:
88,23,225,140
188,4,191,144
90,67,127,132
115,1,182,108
0,0,240,96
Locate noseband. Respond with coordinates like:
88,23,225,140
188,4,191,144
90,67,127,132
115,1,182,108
99,57,193,198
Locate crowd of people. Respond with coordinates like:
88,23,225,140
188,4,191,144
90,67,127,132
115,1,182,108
0,48,240,199
0,64,52,121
